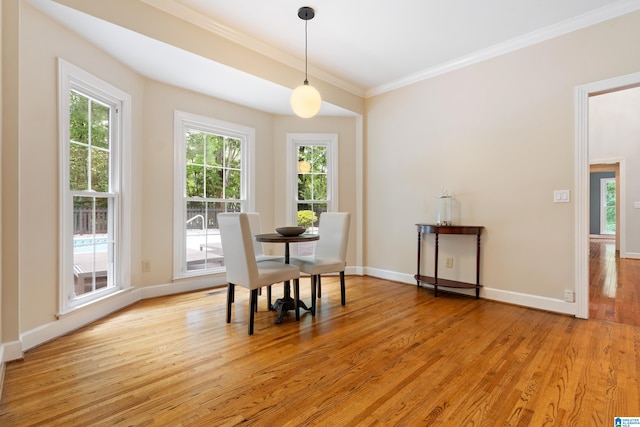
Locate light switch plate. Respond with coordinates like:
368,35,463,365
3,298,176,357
553,190,570,203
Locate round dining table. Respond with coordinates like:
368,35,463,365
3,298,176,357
255,232,319,324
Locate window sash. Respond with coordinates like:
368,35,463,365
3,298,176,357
174,111,254,278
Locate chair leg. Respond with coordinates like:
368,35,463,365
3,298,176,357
317,275,322,298
267,285,272,310
294,278,300,321
226,283,234,323
310,275,317,316
249,289,258,335
340,271,346,306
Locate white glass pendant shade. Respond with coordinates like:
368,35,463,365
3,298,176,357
290,82,321,118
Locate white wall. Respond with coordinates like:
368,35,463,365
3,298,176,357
19,3,145,331
140,80,277,286
589,86,640,258
365,10,640,308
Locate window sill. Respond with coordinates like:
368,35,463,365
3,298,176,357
56,287,137,319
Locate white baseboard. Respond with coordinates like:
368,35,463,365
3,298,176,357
364,267,415,284
1,341,24,362
346,266,364,276
139,274,227,299
12,275,229,362
20,289,141,354
364,267,575,316
625,252,640,259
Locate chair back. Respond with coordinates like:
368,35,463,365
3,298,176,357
315,212,351,262
245,212,265,257
218,213,260,288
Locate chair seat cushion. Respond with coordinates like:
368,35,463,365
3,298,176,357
256,261,300,287
289,257,345,275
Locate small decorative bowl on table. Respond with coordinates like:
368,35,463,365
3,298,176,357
275,226,307,236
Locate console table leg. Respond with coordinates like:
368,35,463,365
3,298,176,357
416,231,422,287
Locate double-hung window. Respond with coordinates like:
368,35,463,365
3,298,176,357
286,133,338,255
174,111,254,277
59,59,131,312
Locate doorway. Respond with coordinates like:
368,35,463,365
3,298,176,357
575,73,640,319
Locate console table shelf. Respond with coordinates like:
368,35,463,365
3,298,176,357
414,224,484,298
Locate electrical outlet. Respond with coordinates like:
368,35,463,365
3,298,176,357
142,260,151,272
564,290,575,303
445,257,454,268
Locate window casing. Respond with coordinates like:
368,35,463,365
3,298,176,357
174,111,254,278
59,59,132,313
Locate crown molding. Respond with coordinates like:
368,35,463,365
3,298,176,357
141,0,365,97
366,0,640,97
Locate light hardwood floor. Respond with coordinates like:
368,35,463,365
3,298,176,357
1,274,639,426
589,238,640,326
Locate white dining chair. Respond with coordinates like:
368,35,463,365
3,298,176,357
246,212,283,263
218,213,301,335
246,212,284,309
290,212,350,315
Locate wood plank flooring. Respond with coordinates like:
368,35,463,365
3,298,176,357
1,275,640,426
589,238,640,325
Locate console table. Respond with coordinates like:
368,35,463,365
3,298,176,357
414,224,484,298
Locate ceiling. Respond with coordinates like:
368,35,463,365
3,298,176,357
30,0,640,115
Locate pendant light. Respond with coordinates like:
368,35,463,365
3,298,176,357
290,6,322,118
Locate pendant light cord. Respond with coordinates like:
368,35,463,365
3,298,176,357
304,19,309,84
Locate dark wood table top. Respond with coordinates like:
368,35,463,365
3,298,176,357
416,224,484,235
255,233,319,243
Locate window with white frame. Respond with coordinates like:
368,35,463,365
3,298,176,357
600,177,616,234
59,59,131,312
174,111,254,277
286,133,338,255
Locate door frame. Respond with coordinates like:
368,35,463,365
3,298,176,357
574,73,640,319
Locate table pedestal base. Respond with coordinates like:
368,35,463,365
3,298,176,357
271,298,311,324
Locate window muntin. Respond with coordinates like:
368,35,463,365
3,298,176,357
174,112,254,277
